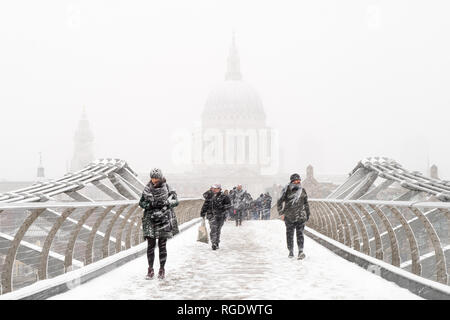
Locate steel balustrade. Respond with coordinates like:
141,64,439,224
327,157,450,201
307,199,449,285
0,199,203,294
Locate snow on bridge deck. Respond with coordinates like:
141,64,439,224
50,220,421,300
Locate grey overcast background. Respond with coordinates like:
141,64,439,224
0,0,449,181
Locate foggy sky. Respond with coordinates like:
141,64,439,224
1,0,449,181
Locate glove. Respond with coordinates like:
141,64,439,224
167,198,178,208
153,199,166,208
150,210,165,222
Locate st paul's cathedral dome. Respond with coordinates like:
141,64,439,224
201,35,266,129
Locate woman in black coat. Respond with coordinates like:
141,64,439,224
139,168,179,279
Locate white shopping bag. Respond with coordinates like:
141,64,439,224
197,218,209,244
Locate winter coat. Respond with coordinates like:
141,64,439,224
204,191,231,219
263,194,272,209
276,184,310,224
231,189,251,211
200,189,214,218
256,196,265,209
139,179,179,239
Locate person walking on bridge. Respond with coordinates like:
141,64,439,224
205,184,231,250
139,168,179,280
262,192,272,220
277,173,310,259
223,189,232,220
230,184,251,226
255,193,266,220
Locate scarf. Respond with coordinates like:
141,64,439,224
142,178,168,205
288,182,303,205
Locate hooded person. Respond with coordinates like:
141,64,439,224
139,168,179,279
276,173,310,259
205,184,231,250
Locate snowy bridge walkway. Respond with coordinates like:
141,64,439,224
50,220,420,300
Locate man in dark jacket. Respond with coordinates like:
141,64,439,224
206,184,231,250
230,184,251,226
277,173,310,259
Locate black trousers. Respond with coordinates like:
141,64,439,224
147,237,167,269
209,215,225,245
285,220,305,252
235,209,243,225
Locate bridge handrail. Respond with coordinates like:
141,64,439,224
306,198,450,286
0,198,204,295
309,198,450,209
0,198,202,210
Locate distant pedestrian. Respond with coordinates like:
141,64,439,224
139,168,179,280
223,189,232,220
244,193,253,220
277,173,310,259
204,184,231,250
230,184,251,226
262,192,272,220
255,194,266,220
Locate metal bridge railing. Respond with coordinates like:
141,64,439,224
0,198,203,295
305,199,450,285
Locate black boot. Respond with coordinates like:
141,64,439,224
158,268,165,279
212,243,217,250
288,250,294,258
298,250,306,260
146,267,154,280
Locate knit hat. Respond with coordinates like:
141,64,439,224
150,168,163,179
290,173,301,182
211,184,221,189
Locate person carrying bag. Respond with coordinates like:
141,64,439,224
197,217,209,244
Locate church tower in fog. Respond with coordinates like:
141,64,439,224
36,152,45,181
70,107,94,172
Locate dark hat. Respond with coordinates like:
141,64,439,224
150,168,163,179
290,173,301,182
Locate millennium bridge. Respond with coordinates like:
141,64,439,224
0,157,449,299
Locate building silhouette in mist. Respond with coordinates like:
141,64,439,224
36,152,45,182
70,107,94,172
165,35,341,199
169,34,280,197
430,164,439,179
